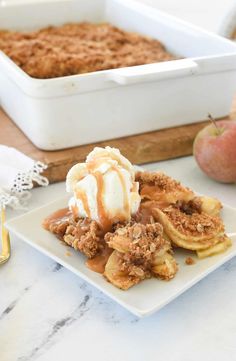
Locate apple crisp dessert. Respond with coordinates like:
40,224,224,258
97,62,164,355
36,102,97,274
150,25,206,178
0,22,176,79
43,147,231,290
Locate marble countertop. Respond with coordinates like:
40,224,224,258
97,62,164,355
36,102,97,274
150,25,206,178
1,156,236,361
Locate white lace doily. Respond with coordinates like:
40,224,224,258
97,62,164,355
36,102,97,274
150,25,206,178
0,145,49,209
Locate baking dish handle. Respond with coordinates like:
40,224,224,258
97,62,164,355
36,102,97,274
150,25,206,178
106,59,199,85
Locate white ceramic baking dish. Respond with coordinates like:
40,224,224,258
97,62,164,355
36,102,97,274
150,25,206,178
1,0,236,150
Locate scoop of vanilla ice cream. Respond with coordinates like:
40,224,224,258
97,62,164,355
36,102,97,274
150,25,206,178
66,147,141,226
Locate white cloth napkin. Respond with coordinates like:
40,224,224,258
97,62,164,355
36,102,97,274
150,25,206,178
0,145,49,209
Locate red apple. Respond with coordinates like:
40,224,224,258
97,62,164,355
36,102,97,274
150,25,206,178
193,120,236,183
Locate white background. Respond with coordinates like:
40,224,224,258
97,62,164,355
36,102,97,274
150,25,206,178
138,0,235,32
0,0,235,32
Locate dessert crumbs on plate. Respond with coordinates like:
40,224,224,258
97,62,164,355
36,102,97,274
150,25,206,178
66,251,72,257
185,257,195,265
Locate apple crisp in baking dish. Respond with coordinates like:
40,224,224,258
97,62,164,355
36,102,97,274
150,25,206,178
0,22,176,79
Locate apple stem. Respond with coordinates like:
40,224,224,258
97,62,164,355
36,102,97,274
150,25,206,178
208,113,221,135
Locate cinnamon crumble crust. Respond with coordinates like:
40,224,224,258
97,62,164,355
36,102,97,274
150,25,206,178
175,199,202,215
105,222,165,263
135,171,192,194
0,22,176,79
43,215,104,258
185,257,195,265
105,222,175,281
162,204,224,237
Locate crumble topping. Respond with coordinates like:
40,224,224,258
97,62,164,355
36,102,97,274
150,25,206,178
43,212,73,240
64,218,104,258
175,198,202,215
44,214,104,258
105,222,177,282
105,222,171,280
0,22,176,79
185,257,195,265
105,222,165,261
162,204,224,237
111,208,156,231
135,171,193,196
116,251,152,280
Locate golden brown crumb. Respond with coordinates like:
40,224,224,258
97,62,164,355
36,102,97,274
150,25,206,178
105,222,172,279
0,22,176,78
162,204,224,237
66,251,72,257
44,211,105,258
136,171,191,194
175,198,202,215
105,222,165,262
63,218,105,258
135,171,194,207
117,251,152,280
104,221,178,287
185,257,195,265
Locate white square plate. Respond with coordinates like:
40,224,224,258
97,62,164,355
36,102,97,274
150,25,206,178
6,196,236,317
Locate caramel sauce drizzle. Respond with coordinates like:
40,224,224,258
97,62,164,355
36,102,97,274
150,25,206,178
92,171,109,230
43,207,71,229
112,166,130,220
71,204,79,219
86,246,113,274
78,154,133,231
75,188,91,219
